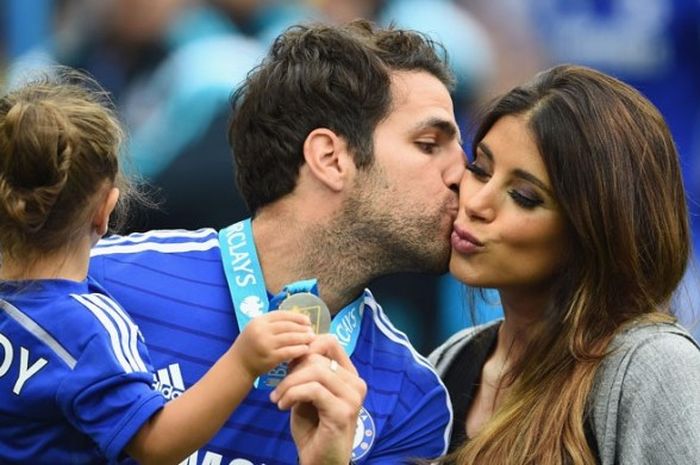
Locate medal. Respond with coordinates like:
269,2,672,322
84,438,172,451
257,292,331,389
219,220,363,390
279,292,331,334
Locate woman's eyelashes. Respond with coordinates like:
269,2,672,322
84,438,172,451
466,162,545,209
466,162,489,179
508,189,544,209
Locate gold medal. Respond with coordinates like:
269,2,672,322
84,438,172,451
279,292,331,334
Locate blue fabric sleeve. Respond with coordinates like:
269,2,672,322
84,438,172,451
56,332,165,461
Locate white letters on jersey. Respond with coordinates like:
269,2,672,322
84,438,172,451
152,363,186,400
0,331,48,395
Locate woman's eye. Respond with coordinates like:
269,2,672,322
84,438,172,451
466,162,490,179
509,190,543,209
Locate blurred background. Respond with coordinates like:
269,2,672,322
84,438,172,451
2,0,699,354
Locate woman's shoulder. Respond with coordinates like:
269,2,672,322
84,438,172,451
614,319,697,342
596,321,700,387
609,321,699,361
428,320,501,376
589,322,700,463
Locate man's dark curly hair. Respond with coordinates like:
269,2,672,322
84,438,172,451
229,19,454,214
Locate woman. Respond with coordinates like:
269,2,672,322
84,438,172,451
430,64,700,465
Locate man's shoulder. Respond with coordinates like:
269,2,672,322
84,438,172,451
88,228,228,309
89,228,222,281
354,292,452,460
91,228,220,259
359,292,445,386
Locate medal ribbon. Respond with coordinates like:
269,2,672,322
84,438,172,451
219,219,364,389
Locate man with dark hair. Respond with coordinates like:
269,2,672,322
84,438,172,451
90,20,464,464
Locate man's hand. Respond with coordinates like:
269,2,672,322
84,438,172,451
270,334,367,465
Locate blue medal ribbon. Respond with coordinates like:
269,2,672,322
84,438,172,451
219,219,268,329
219,219,364,390
329,295,364,356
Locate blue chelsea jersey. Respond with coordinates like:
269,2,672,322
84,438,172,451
90,228,453,465
0,277,165,464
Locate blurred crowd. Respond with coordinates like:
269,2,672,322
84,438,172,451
2,0,700,352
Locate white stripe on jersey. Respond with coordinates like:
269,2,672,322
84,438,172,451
82,294,142,372
157,367,172,386
364,293,454,455
370,301,433,368
90,238,220,257
97,228,216,246
168,363,185,390
155,364,186,390
71,294,146,374
0,300,77,369
88,294,147,373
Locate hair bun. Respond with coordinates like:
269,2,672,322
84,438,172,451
0,99,73,233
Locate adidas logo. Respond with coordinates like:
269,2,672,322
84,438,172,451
152,363,186,400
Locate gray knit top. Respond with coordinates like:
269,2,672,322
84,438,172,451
429,321,700,464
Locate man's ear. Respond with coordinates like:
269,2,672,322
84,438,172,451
93,186,120,238
302,128,355,192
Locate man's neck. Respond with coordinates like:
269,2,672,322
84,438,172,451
251,210,369,314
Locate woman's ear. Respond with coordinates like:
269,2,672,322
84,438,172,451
302,128,355,192
93,186,120,237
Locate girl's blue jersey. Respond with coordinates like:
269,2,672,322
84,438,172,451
0,277,164,464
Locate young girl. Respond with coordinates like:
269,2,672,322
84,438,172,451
430,64,700,464
0,71,315,464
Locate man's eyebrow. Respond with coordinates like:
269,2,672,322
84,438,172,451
477,141,553,195
413,117,462,145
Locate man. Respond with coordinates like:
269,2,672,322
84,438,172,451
90,20,464,465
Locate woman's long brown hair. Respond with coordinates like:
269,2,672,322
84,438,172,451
449,65,690,465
